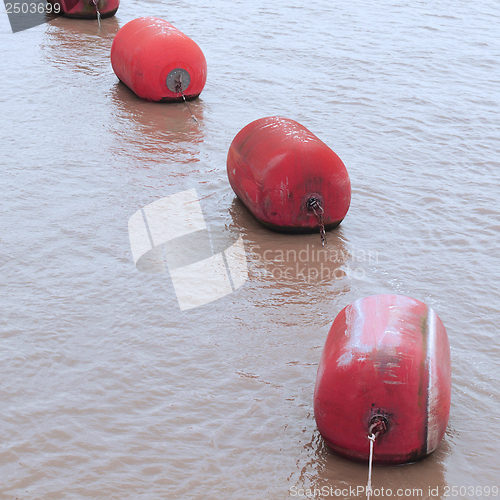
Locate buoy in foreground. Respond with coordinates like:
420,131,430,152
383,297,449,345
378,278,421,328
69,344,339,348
111,17,207,102
226,117,351,235
52,0,119,18
314,294,451,464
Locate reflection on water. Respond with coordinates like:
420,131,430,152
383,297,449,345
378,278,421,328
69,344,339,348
107,70,206,171
229,198,349,290
42,15,120,75
292,428,448,499
108,83,205,149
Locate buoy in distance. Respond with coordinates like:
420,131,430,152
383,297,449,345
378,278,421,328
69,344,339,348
111,17,207,102
51,0,119,18
226,116,351,233
314,294,451,464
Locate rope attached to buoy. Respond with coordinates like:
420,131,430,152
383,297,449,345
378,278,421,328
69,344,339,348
365,416,388,500
174,75,199,125
90,0,101,27
307,197,327,247
366,433,376,500
181,92,199,125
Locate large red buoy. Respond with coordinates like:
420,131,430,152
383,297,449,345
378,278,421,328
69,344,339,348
314,294,451,464
110,17,207,102
227,116,351,233
52,0,119,18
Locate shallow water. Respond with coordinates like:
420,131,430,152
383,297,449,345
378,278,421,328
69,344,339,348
0,1,499,498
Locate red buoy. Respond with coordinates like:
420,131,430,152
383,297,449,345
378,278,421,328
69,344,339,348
314,294,451,464
52,0,119,18
110,17,207,102
227,116,351,233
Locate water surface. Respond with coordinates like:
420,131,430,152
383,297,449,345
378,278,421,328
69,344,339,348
0,1,499,498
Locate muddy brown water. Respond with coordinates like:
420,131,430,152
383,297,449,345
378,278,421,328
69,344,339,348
0,1,499,499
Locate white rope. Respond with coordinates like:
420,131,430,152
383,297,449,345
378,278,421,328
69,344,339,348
91,0,101,28
366,433,376,500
